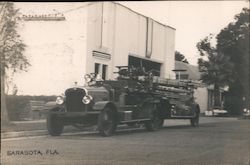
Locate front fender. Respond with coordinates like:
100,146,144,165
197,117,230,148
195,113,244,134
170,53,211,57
45,101,66,110
49,106,65,113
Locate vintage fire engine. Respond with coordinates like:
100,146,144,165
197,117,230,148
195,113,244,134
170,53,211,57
47,66,201,136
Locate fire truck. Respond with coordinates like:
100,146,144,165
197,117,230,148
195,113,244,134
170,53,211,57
47,66,201,136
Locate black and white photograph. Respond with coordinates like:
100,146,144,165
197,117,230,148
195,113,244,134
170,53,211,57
1,1,249,164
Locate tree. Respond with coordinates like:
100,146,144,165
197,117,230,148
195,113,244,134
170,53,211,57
216,8,249,114
197,35,234,107
175,51,189,64
197,8,249,114
0,2,30,124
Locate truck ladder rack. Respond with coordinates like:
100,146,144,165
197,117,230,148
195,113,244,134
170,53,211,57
152,76,205,89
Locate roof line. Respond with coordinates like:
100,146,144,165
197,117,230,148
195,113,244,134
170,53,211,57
112,1,176,30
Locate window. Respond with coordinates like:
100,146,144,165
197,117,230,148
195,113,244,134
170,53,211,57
94,63,107,80
102,64,107,80
95,63,101,75
176,74,189,80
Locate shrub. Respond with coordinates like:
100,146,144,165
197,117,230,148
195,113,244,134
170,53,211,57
6,95,56,121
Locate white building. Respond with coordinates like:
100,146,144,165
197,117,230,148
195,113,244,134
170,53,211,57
12,2,175,95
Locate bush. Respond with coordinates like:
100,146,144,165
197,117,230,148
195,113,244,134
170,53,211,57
6,95,56,121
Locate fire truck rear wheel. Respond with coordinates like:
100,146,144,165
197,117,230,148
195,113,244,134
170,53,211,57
98,107,117,137
47,113,64,136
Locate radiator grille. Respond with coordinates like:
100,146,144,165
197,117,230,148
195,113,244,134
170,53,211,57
65,88,86,112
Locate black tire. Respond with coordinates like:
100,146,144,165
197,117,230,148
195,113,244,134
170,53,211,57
145,104,162,131
190,111,199,127
47,113,64,136
98,107,117,137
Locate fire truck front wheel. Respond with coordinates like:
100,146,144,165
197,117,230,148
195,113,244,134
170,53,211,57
47,113,64,136
98,107,117,136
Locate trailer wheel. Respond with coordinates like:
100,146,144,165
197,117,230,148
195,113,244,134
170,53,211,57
98,107,117,136
47,113,64,136
145,104,162,131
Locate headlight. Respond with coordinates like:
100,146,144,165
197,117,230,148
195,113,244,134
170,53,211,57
56,96,64,105
82,95,93,104
243,108,247,112
84,74,92,83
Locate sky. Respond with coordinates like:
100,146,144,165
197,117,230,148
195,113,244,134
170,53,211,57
119,1,249,65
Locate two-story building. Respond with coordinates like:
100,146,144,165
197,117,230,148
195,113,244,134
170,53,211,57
10,2,175,95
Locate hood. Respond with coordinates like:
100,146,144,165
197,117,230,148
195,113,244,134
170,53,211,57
65,86,110,102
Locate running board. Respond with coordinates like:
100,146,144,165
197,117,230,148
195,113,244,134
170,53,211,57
170,116,195,119
120,119,150,123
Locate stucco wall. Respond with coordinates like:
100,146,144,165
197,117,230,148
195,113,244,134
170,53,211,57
113,3,175,79
86,2,114,79
95,2,175,79
113,3,147,72
12,3,88,95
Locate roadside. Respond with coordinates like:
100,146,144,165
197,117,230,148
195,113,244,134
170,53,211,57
1,120,46,133
1,119,97,139
1,116,243,139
